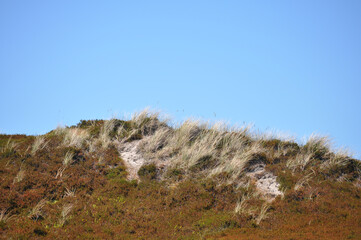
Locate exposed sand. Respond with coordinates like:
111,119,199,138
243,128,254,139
246,163,283,200
118,139,146,180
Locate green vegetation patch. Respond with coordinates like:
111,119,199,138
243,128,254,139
106,166,127,180
138,163,157,180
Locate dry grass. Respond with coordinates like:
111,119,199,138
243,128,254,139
294,172,314,191
354,178,361,189
62,128,89,148
112,111,353,189
234,194,251,215
99,119,117,149
131,108,169,136
208,141,263,182
86,139,99,153
320,149,351,170
31,135,47,155
285,134,353,174
139,127,173,157
55,165,67,179
287,134,332,172
13,167,25,183
63,187,76,198
63,151,74,166
58,203,73,227
304,134,331,153
1,138,18,155
138,118,260,185
0,209,14,223
28,199,47,220
255,202,271,225
287,152,314,172
54,125,67,135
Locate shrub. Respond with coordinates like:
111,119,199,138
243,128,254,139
76,119,103,129
33,227,47,236
165,168,184,180
138,164,157,180
106,166,127,180
277,171,296,190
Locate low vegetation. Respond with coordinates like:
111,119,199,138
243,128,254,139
0,109,360,239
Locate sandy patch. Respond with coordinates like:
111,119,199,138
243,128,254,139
247,163,283,200
118,140,146,180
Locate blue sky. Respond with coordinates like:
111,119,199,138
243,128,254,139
1,1,360,157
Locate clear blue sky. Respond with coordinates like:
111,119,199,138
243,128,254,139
1,1,360,158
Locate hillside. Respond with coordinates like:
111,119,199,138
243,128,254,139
1,110,360,239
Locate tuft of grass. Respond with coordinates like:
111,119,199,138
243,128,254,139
287,152,314,172
234,194,251,216
139,127,172,156
0,138,18,157
294,172,314,191
208,141,264,182
304,134,331,160
138,163,157,180
58,203,73,227
31,135,47,155
99,119,119,149
55,165,67,179
62,128,89,148
320,149,351,171
13,167,25,183
130,108,169,136
54,125,67,135
63,151,74,166
64,187,76,198
255,202,271,225
28,199,47,220
0,209,14,223
287,134,334,172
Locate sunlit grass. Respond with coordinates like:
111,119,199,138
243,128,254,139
31,135,47,155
